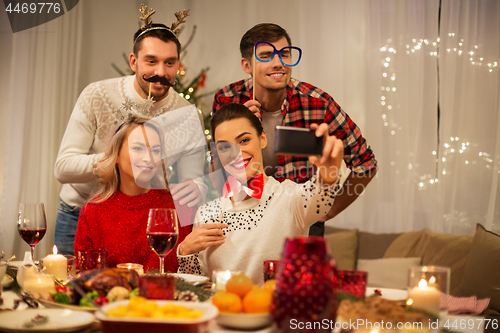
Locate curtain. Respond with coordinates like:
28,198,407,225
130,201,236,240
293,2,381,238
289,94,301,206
438,0,500,234
0,6,83,259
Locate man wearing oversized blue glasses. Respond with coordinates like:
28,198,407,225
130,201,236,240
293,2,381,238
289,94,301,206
213,23,378,236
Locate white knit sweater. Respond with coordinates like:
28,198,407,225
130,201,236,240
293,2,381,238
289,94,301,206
177,175,340,285
54,75,194,207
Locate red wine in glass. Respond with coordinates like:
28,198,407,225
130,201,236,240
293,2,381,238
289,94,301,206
17,203,47,261
147,232,178,256
146,208,179,274
18,228,46,246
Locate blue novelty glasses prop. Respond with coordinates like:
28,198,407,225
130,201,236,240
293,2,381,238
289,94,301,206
254,41,302,67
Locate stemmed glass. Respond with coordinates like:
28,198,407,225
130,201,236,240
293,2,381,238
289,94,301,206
146,208,179,274
17,203,47,261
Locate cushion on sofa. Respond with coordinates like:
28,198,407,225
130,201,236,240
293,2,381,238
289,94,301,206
324,229,358,270
357,257,422,290
384,229,473,295
457,224,500,312
357,231,402,260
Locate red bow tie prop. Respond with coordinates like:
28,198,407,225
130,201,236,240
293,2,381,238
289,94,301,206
222,173,264,199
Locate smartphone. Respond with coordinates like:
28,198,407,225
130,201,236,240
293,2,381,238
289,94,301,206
274,126,323,157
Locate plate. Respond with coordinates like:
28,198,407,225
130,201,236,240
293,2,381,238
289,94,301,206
216,312,273,330
38,298,96,313
96,300,218,331
2,275,14,288
0,308,95,332
366,287,408,301
7,260,39,268
171,273,209,285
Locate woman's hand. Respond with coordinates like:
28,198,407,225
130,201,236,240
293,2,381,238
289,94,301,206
178,223,228,255
308,123,344,184
243,100,262,120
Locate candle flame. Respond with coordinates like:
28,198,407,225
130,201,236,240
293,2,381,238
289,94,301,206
406,298,413,305
418,278,428,289
269,262,274,269
429,276,436,284
53,245,58,255
224,270,232,279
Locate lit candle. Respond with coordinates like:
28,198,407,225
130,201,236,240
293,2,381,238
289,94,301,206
214,270,234,291
43,245,67,281
117,263,144,275
23,274,54,299
407,278,441,315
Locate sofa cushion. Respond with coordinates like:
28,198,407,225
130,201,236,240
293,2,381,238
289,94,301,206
384,229,473,295
357,231,402,260
324,229,358,270
457,224,500,312
357,257,421,290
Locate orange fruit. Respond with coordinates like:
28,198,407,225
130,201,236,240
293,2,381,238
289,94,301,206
242,288,272,314
226,274,254,298
212,291,242,313
262,279,276,296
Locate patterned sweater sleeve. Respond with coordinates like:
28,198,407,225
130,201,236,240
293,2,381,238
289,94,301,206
288,172,342,230
54,83,105,184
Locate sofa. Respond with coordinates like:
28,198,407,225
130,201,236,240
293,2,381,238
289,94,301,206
324,223,500,315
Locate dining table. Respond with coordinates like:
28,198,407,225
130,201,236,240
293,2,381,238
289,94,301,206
0,288,487,333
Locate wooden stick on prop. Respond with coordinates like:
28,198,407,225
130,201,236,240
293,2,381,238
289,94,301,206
252,48,256,101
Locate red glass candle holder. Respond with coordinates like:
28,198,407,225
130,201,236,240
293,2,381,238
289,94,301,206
263,260,280,281
338,270,368,298
77,249,108,273
272,236,338,332
139,275,176,300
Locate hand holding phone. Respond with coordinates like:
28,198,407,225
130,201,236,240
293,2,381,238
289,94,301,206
274,126,323,157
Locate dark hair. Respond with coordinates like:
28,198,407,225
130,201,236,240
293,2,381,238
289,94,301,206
240,23,292,60
133,24,181,57
211,103,264,140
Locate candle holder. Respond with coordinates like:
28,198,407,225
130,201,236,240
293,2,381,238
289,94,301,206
263,260,280,282
272,236,338,332
338,270,368,298
408,266,450,316
117,263,144,275
77,249,108,273
64,255,76,277
212,270,240,291
139,275,175,300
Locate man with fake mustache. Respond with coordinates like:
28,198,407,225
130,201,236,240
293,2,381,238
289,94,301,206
54,6,204,255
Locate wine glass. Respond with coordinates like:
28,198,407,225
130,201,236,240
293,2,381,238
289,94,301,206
17,203,47,261
146,208,179,274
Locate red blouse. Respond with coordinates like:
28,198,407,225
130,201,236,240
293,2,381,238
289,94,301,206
74,189,194,273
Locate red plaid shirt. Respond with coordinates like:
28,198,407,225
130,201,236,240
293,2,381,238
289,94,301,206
213,78,377,183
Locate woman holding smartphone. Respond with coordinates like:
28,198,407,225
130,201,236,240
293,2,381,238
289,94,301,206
177,103,344,284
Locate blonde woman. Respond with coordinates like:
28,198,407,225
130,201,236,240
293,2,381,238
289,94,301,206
74,116,194,272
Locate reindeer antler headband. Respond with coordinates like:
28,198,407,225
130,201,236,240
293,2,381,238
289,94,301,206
134,4,190,43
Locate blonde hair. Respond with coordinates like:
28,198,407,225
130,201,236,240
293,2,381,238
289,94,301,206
89,116,166,203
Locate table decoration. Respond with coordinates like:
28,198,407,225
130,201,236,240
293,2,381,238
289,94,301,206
42,246,67,281
139,275,176,300
212,270,240,291
77,249,108,273
116,263,144,275
263,260,280,281
272,236,337,332
338,269,368,298
407,265,450,316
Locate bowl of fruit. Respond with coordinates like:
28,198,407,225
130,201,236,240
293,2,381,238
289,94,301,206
212,274,274,330
95,296,218,333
